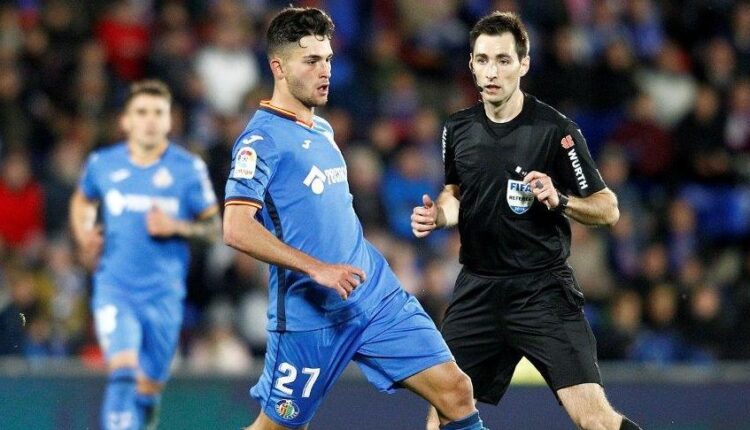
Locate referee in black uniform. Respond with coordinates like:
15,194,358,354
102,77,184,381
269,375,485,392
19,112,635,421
412,12,642,430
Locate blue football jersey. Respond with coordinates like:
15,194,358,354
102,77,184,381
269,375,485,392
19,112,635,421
225,102,400,331
80,143,217,299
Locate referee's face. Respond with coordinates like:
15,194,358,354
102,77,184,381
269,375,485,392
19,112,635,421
470,33,529,105
279,35,333,108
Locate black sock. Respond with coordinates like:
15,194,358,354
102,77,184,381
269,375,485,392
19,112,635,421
620,416,642,430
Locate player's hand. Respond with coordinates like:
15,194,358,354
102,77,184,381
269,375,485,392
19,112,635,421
523,171,560,210
310,262,366,300
147,206,179,237
411,194,438,238
78,225,103,270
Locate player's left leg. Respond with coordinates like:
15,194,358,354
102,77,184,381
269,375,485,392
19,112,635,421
137,294,184,430
354,289,488,430
557,383,641,430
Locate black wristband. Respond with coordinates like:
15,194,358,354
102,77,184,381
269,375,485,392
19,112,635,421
554,192,569,212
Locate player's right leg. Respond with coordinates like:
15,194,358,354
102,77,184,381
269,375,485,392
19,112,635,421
93,296,143,430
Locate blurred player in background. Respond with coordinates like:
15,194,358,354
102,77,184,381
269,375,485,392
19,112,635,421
223,7,487,430
411,11,642,430
70,80,220,430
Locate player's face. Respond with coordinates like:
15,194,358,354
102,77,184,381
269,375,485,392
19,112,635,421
470,33,529,104
121,94,172,150
281,35,333,108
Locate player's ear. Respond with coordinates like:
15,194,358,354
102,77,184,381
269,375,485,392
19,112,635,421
468,54,474,72
270,56,285,80
520,55,530,77
119,113,130,133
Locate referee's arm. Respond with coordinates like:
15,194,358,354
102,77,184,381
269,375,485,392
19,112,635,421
562,187,619,227
411,184,461,237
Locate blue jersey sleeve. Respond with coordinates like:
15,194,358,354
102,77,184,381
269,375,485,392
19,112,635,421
186,158,218,218
79,153,101,200
224,130,280,207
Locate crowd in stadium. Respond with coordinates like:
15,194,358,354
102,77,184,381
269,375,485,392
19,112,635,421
2,0,750,373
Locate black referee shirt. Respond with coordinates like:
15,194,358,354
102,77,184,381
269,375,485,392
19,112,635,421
443,93,606,275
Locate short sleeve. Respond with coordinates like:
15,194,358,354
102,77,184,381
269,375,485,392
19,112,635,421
79,153,101,200
185,157,218,218
224,130,281,208
443,123,459,185
552,122,606,197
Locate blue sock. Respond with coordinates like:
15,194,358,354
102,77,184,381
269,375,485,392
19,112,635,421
136,392,161,430
102,367,139,430
440,411,488,430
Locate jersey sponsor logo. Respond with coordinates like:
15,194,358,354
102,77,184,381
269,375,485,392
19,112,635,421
109,169,130,183
275,399,300,420
303,165,347,195
152,167,174,188
105,189,179,216
566,148,589,190
561,134,575,149
302,139,311,149
233,147,257,179
507,179,535,214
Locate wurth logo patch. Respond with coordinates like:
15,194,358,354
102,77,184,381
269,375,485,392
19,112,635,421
561,134,575,149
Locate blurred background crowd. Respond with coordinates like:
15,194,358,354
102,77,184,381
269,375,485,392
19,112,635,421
2,0,750,375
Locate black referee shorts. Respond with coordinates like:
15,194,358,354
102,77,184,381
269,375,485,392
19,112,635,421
441,266,602,405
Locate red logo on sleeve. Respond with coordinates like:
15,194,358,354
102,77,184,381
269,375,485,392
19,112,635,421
561,134,575,149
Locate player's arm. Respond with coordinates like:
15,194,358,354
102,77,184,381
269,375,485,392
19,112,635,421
411,185,461,238
146,205,221,243
69,188,103,269
523,171,619,226
223,204,365,299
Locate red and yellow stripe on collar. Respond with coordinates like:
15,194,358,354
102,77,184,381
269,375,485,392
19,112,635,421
259,100,314,128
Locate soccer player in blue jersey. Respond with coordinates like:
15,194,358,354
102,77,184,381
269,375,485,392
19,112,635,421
70,80,220,430
222,7,488,430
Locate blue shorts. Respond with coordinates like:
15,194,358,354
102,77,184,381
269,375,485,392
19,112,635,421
92,289,183,382
251,289,454,428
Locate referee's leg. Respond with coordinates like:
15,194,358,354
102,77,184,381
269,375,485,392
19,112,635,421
557,383,641,429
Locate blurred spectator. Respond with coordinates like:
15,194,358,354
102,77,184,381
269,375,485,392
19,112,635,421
631,283,690,364
95,1,151,83
194,17,259,116
635,40,697,127
681,284,729,360
0,148,45,255
597,289,642,360
568,223,614,306
188,300,253,374
674,85,728,183
346,145,386,230
622,0,664,61
381,145,440,241
609,93,674,182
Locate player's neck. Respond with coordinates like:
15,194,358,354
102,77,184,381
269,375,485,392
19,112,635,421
128,140,168,166
483,89,524,123
270,89,314,124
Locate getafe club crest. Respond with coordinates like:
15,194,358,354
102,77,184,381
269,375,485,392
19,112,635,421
152,167,173,188
507,179,535,214
275,399,300,420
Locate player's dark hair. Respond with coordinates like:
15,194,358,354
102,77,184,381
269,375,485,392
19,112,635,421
124,79,172,108
266,7,334,56
470,11,530,59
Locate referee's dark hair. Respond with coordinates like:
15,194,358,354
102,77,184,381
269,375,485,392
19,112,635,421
470,11,530,59
266,7,335,57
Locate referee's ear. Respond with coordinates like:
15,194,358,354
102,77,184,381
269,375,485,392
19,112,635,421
520,55,530,77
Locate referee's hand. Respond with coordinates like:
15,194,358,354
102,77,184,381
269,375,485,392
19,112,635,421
411,194,438,238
